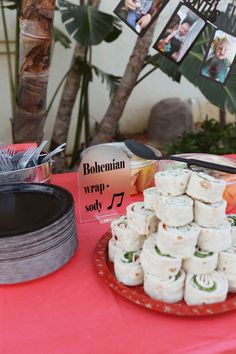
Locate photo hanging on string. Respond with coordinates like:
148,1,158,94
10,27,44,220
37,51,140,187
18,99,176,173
201,29,236,86
113,0,169,36
153,3,206,64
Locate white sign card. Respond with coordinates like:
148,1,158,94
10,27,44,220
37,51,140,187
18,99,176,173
78,145,131,223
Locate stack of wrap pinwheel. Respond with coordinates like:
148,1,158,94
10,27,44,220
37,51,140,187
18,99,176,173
108,168,236,306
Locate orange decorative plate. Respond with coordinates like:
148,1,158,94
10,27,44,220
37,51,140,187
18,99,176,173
95,231,236,316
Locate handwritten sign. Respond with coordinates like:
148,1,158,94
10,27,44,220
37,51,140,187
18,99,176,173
78,145,130,223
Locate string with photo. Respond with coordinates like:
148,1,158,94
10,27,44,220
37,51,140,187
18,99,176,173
153,0,220,64
113,0,236,83
200,0,236,85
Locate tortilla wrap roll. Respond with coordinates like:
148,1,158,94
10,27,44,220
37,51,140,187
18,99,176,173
156,222,200,259
108,237,121,262
143,187,160,210
218,246,236,273
154,169,191,197
183,248,218,274
227,215,236,244
197,219,232,252
184,271,228,305
111,215,145,252
114,250,144,286
186,172,226,203
217,245,236,292
224,273,236,293
194,199,226,228
156,195,193,227
140,236,182,279
127,202,158,236
144,270,186,303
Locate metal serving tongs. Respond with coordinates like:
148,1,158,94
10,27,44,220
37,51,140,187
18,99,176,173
125,140,236,174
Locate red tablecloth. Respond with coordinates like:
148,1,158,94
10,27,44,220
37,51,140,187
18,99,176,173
1,171,236,354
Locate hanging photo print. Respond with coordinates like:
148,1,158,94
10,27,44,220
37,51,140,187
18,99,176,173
113,0,169,36
153,2,206,64
201,30,236,85
200,2,236,86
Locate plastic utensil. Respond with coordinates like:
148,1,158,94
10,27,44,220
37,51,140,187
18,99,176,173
125,140,236,174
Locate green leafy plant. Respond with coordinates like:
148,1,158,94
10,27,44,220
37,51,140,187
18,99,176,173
164,118,236,155
58,0,121,46
58,0,122,165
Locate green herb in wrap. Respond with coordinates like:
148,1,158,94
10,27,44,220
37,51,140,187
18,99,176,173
122,251,139,263
155,245,172,258
174,271,182,281
194,249,214,258
192,275,217,292
228,215,236,226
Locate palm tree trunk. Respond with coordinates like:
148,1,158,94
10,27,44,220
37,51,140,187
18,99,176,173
91,22,156,145
49,0,100,172
48,43,86,172
49,4,99,148
49,43,86,151
13,0,55,143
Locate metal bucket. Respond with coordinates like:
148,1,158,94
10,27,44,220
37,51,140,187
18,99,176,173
0,160,53,185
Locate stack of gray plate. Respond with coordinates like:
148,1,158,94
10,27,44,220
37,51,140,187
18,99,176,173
0,183,78,284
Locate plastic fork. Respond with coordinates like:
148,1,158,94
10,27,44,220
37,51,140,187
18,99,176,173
4,146,15,159
41,143,66,164
11,151,26,164
0,146,15,172
11,141,48,168
0,155,11,172
17,146,38,170
31,140,48,165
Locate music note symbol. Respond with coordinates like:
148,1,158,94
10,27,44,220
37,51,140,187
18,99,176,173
107,192,124,210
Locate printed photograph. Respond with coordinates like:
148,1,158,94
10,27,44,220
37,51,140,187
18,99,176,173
114,0,169,35
153,4,205,64
201,30,236,85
